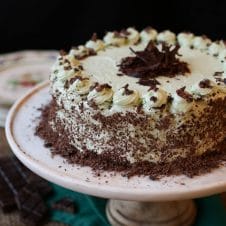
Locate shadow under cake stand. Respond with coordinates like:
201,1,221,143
5,82,226,226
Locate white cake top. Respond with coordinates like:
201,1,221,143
50,28,226,115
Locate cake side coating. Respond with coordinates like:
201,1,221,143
42,27,226,165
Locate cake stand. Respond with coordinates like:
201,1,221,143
5,82,226,226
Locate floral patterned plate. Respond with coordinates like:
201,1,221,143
0,50,58,127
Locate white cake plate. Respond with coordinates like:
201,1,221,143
5,82,226,226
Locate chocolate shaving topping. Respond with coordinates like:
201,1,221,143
78,65,84,70
199,79,212,88
95,83,112,92
118,41,190,86
69,76,88,85
64,80,69,89
150,96,157,102
89,82,99,91
139,78,160,89
148,86,159,92
176,86,193,102
35,99,226,180
214,71,224,77
122,84,134,95
64,65,72,71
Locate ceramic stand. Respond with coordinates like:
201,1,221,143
106,199,196,226
6,82,226,226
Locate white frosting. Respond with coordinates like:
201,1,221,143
85,39,105,51
126,27,140,44
218,49,226,61
143,88,168,113
70,76,91,95
54,67,75,82
157,30,176,45
188,81,214,97
208,42,222,56
192,36,211,50
66,55,80,67
82,45,224,96
113,86,140,108
87,86,113,105
171,92,193,114
103,32,126,46
140,27,158,43
51,29,226,115
177,32,194,47
69,45,88,56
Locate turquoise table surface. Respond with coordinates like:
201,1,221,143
49,184,226,226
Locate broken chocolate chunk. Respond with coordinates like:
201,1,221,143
199,79,212,88
15,186,48,226
95,83,112,92
176,87,193,102
0,157,27,195
51,197,76,213
0,175,16,212
122,84,134,95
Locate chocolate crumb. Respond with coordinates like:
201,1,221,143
138,78,160,88
199,79,212,88
214,71,223,77
176,87,193,102
95,84,112,92
122,84,134,95
150,96,157,102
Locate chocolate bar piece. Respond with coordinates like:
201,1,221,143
12,157,53,197
51,197,76,213
0,175,16,212
0,157,26,195
15,186,48,226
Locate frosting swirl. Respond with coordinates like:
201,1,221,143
113,85,140,107
140,27,158,43
171,88,193,113
177,32,194,47
208,42,222,56
126,27,140,44
69,45,96,59
218,49,226,61
103,32,126,46
157,30,176,45
189,80,214,97
192,36,211,50
87,84,113,105
69,76,91,95
85,39,105,52
143,88,168,113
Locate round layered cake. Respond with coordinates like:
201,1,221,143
36,27,226,178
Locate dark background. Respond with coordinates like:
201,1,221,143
0,0,226,53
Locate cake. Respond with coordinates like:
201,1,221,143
36,27,226,178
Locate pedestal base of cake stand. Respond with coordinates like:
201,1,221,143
106,199,196,226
